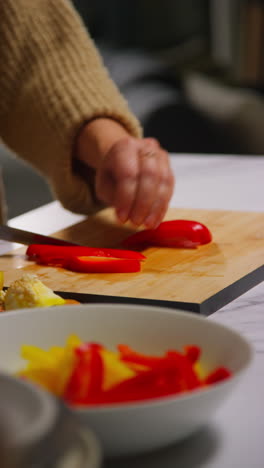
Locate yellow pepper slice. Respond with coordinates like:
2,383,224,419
101,349,136,391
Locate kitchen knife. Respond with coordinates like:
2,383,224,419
0,225,81,246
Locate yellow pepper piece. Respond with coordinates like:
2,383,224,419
55,335,82,395
19,368,59,394
19,335,83,395
21,345,58,368
194,362,206,378
48,346,65,360
19,336,137,395
66,334,82,348
101,349,136,391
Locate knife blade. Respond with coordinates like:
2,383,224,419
0,225,81,246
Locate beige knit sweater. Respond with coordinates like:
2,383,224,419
0,0,141,221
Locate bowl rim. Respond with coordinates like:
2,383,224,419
0,303,254,413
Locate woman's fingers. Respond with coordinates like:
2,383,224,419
131,148,174,228
95,137,175,227
96,138,140,221
128,149,161,226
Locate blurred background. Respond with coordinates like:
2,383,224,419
1,0,264,219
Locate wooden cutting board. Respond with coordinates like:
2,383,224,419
1,208,264,315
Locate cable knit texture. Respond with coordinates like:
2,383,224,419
0,0,142,216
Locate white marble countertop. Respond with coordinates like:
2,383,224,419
3,154,264,468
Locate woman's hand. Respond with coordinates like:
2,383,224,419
96,137,174,228
77,118,175,229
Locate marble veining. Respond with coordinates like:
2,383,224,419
211,282,264,353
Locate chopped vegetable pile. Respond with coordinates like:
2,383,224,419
18,336,231,406
0,274,79,311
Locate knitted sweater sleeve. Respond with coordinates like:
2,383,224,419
0,0,142,214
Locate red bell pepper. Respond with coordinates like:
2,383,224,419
66,256,141,273
122,220,212,249
63,343,103,405
86,352,201,405
26,244,145,266
118,344,202,369
96,368,178,404
203,367,231,385
166,351,201,390
184,345,201,364
118,344,165,368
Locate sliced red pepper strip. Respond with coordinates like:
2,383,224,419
122,220,212,249
118,344,164,368
118,346,202,390
118,345,201,371
26,245,145,262
107,372,174,403
63,343,103,404
184,345,201,364
166,351,201,390
66,256,141,273
204,367,232,385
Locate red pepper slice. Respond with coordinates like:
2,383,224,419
122,220,212,249
118,345,202,369
63,343,103,404
118,344,164,368
184,345,201,364
204,367,232,385
98,369,177,404
66,256,141,273
166,351,201,390
26,244,145,265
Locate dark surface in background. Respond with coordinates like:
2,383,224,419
144,101,241,154
73,0,210,50
73,0,241,155
73,0,210,51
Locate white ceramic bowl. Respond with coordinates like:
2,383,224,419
0,304,252,457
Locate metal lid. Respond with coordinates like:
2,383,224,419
0,373,102,468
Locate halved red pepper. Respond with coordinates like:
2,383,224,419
122,220,212,249
66,256,141,273
26,244,145,267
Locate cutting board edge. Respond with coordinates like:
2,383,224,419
54,291,202,314
200,263,264,315
54,263,264,316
